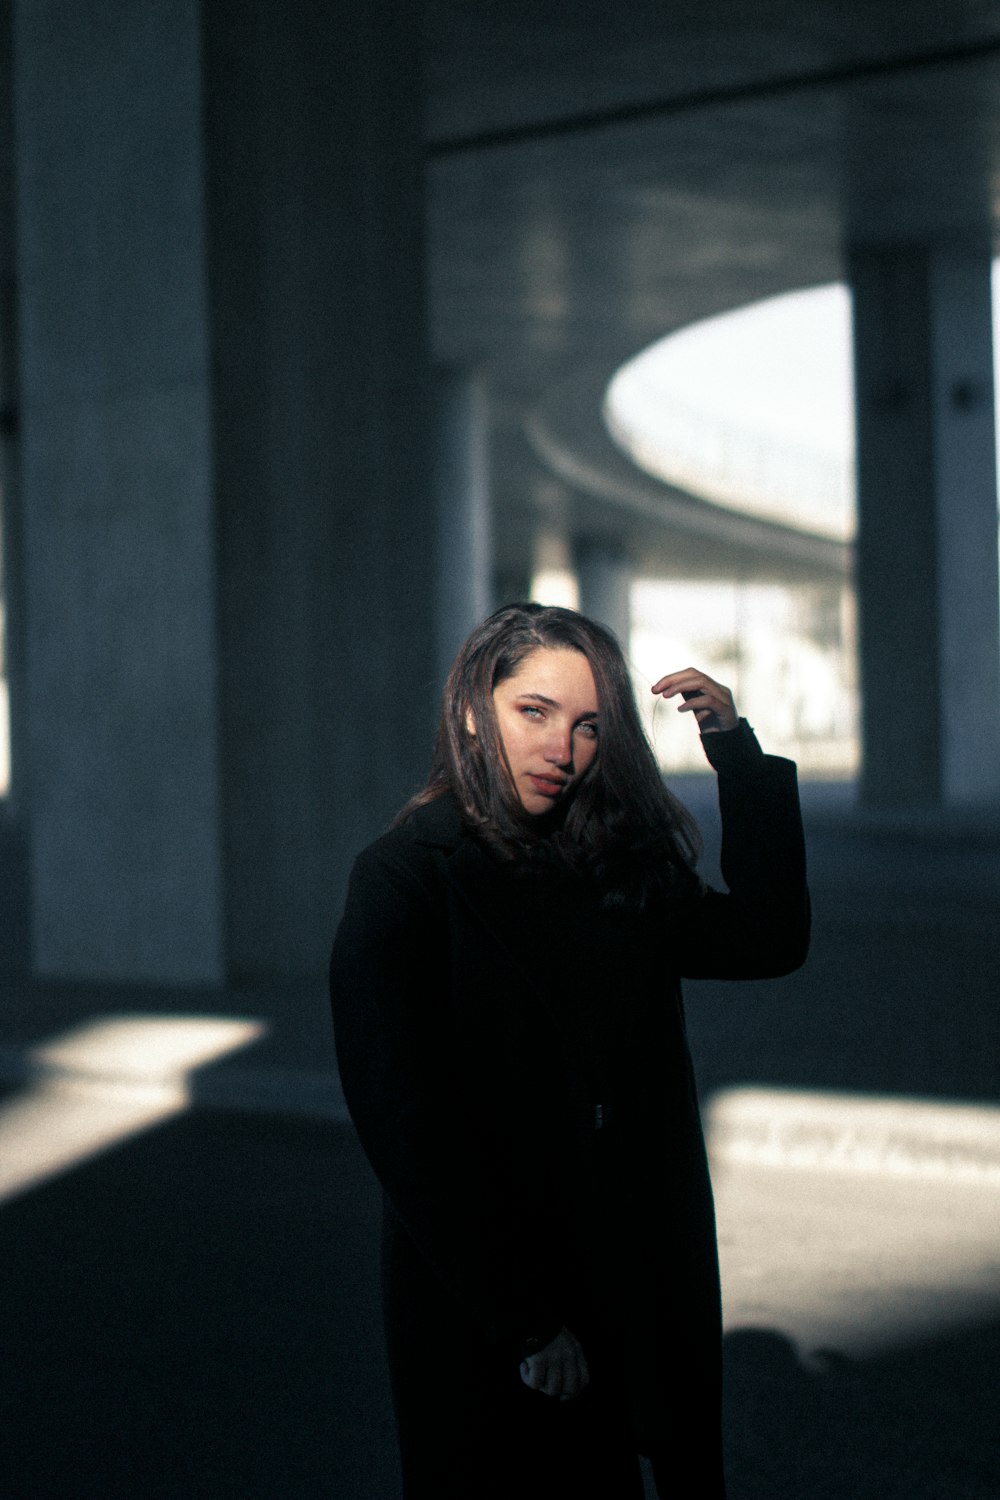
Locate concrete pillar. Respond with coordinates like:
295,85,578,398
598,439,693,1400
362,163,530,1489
850,240,1000,808
13,0,434,984
433,368,492,690
494,561,534,608
204,0,434,981
0,0,14,799
531,531,579,611
0,0,29,970
574,538,633,652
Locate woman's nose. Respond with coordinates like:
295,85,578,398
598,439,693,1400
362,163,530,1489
544,728,573,767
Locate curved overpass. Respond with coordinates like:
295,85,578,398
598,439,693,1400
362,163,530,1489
426,5,1000,587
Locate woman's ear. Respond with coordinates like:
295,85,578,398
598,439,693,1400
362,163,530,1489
464,706,476,737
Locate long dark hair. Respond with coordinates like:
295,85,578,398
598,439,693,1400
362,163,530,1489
398,603,702,908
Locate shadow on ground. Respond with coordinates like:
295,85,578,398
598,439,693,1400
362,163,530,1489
723,1322,1000,1500
4,1095,1000,1498
3,794,999,1496
0,1107,397,1499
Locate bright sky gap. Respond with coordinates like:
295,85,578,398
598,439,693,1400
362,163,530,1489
604,268,1000,539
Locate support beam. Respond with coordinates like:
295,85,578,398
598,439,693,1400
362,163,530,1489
531,531,579,612
0,0,28,969
850,240,1000,808
433,368,492,690
14,0,434,983
574,538,633,651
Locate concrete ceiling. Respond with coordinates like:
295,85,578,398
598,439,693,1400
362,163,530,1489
422,2,1000,581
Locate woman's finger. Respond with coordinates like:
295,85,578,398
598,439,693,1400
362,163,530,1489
650,667,706,696
520,1327,591,1399
558,1352,589,1401
679,698,729,720
652,667,737,730
521,1349,561,1396
542,1356,566,1398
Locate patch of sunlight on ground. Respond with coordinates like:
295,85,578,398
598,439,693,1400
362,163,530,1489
0,1014,267,1204
706,1087,1000,1362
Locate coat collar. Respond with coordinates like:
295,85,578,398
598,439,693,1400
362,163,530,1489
406,793,583,1054
404,792,640,1089
405,791,466,852
404,794,521,966
406,794,518,934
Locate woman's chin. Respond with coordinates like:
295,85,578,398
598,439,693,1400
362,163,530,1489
519,792,566,820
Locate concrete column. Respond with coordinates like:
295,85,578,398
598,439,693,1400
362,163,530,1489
433,368,492,690
0,0,14,799
15,0,226,983
0,0,29,970
531,531,579,611
850,240,1000,808
494,561,534,608
14,0,434,984
574,538,633,651
204,0,434,980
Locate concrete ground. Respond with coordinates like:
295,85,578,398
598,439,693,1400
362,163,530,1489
2,783,999,1498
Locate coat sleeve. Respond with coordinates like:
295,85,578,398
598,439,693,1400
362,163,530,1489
329,837,562,1354
669,720,811,979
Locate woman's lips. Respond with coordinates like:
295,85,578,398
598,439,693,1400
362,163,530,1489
528,774,567,797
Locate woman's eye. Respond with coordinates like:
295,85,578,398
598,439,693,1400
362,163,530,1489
577,721,598,738
520,705,544,719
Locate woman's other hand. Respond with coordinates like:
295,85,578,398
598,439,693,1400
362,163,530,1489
650,668,738,734
519,1326,590,1401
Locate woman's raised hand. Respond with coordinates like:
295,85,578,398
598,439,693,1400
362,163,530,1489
519,1326,590,1402
650,668,738,734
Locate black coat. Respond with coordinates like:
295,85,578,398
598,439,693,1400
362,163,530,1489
329,723,809,1460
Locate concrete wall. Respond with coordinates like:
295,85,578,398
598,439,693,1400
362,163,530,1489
11,0,435,984
15,0,225,982
851,240,1000,808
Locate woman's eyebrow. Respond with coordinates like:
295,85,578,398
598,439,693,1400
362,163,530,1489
517,692,599,718
517,692,559,707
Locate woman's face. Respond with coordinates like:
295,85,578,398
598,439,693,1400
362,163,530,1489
491,645,599,815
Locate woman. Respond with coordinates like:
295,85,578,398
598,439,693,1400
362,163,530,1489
330,603,809,1499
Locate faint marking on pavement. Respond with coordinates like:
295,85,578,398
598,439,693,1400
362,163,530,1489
0,1016,279,1202
707,1086,1000,1184
5,1038,998,1184
0,1040,350,1126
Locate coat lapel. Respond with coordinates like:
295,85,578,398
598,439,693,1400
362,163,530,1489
408,794,642,1095
410,797,588,1062
441,836,560,1023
